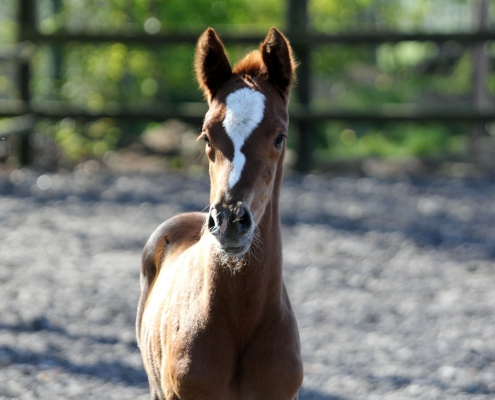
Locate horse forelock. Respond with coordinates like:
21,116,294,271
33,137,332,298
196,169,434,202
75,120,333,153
232,51,266,78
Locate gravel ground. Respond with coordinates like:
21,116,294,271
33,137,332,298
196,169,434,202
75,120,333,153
1,168,495,399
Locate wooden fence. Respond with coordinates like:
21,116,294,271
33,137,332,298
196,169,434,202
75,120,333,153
1,0,495,170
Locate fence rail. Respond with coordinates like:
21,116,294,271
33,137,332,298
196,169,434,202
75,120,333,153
2,102,495,124
19,30,495,46
1,0,494,170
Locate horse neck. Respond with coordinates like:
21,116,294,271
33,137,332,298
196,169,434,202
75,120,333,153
222,188,282,287
203,171,284,331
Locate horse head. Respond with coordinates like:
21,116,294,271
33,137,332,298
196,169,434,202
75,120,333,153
195,27,296,256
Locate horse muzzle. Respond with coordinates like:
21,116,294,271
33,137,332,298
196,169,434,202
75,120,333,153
208,202,254,256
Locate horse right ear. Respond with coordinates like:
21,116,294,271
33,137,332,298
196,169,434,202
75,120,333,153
260,27,296,96
195,28,232,103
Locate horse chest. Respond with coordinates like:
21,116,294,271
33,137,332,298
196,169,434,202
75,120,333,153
143,325,302,400
142,270,301,399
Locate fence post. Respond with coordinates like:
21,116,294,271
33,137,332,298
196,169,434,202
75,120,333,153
18,0,36,165
19,0,36,38
52,0,63,104
18,61,32,165
287,0,313,172
469,0,490,163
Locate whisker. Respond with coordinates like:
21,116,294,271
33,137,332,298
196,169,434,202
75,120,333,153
208,225,263,275
209,226,220,235
251,226,263,250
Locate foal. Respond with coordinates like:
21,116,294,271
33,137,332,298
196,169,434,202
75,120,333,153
136,27,303,400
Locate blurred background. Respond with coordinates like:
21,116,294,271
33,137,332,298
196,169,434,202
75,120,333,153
0,0,494,176
2,2,495,399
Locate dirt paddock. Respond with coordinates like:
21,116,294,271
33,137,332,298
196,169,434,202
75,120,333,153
1,169,494,399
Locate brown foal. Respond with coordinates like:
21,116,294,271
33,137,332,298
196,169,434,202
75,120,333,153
136,27,303,400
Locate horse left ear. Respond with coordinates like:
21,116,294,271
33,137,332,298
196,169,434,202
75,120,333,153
261,28,297,96
195,28,232,103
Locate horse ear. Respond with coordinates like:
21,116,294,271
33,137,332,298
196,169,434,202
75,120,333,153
195,28,232,102
260,27,296,95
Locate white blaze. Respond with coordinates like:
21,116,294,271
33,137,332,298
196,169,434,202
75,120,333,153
222,88,265,188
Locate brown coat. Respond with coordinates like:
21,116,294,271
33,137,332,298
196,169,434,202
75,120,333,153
136,28,303,400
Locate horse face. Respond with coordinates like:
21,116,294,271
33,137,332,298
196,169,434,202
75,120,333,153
202,81,288,255
195,27,295,256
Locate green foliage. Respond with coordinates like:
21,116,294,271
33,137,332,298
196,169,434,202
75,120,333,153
312,41,475,111
40,0,282,34
28,0,286,162
310,0,474,33
38,118,122,161
32,0,284,112
0,0,17,45
317,122,467,161
310,0,395,33
2,0,493,164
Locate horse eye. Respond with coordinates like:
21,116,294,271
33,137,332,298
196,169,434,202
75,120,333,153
274,133,286,149
203,135,211,147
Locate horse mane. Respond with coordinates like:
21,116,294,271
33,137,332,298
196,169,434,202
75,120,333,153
232,50,267,78
233,47,297,92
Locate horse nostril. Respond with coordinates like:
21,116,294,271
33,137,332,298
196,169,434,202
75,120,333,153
236,205,252,234
208,212,216,233
208,207,223,234
210,204,251,237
